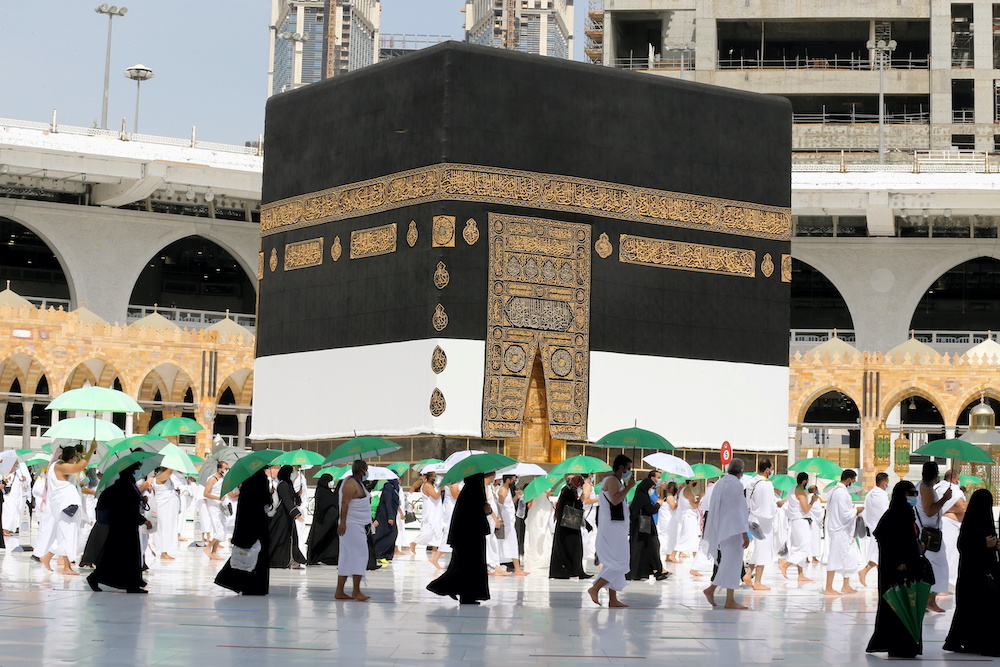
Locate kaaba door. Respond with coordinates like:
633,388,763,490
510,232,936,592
505,352,567,464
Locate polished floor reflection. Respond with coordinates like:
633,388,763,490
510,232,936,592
0,532,989,666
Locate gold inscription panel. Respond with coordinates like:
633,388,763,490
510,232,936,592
284,238,324,271
483,213,590,444
618,234,756,278
350,223,397,259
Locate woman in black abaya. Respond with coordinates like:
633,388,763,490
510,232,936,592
216,468,271,595
268,465,305,568
427,473,490,605
866,480,925,659
373,478,401,561
306,474,340,565
549,476,589,579
943,488,1000,656
627,477,667,581
87,462,148,593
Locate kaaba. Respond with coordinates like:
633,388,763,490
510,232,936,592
252,42,791,461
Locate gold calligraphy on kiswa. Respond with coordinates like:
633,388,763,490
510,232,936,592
284,238,324,271
618,234,756,278
350,223,397,259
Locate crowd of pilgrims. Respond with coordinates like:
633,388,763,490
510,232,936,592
2,446,999,656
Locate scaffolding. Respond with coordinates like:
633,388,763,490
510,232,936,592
585,0,604,63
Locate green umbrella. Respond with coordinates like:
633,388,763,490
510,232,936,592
47,386,143,414
687,463,725,480
595,427,675,450
148,417,204,437
41,443,52,454
43,417,125,442
788,457,844,479
198,446,248,486
441,452,518,486
413,458,443,468
882,581,930,642
550,455,612,476
322,437,402,466
156,443,197,475
189,453,206,464
914,439,993,464
385,462,411,476
271,449,326,466
523,473,564,502
959,474,985,486
15,449,32,456
770,473,797,491
96,451,157,494
24,454,50,467
313,465,348,479
822,481,864,501
221,449,284,496
99,434,167,466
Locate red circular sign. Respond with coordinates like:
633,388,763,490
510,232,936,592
720,441,733,468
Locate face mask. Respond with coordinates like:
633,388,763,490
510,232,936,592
622,470,632,480
362,473,370,483
134,470,143,481
290,472,298,482
328,481,336,489
906,496,918,507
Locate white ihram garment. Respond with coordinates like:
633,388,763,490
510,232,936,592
338,478,371,578
205,476,227,542
690,483,716,573
825,484,858,576
785,489,811,568
415,487,443,548
658,496,678,554
498,488,519,562
937,480,963,587
595,476,629,592
2,465,28,532
523,493,553,571
862,485,889,564
704,474,748,589
36,466,82,559
151,476,180,555
747,478,777,565
674,488,700,553
808,494,824,559
917,481,949,593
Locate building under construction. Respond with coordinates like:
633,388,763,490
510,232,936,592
465,0,574,59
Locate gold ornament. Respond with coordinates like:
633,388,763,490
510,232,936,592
781,254,792,282
433,261,450,289
257,252,264,280
432,304,449,331
595,232,613,259
619,234,756,278
331,236,343,261
350,223,397,259
761,253,774,278
873,420,891,472
463,218,479,245
284,238,324,271
430,388,447,417
431,346,447,374
268,248,278,272
406,220,418,247
893,432,911,476
432,215,456,247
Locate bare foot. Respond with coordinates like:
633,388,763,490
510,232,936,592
178,537,188,542
334,593,353,600
514,571,529,577
742,573,753,587
842,586,857,594
40,557,53,573
927,603,945,613
798,576,813,583
209,553,225,561
203,547,213,559
703,587,717,607
858,569,869,587
608,600,629,608
493,568,510,577
60,569,80,576
161,554,175,561
352,592,370,601
689,570,703,578
724,601,748,610
588,586,601,606
779,562,790,580
824,588,841,596
752,584,770,591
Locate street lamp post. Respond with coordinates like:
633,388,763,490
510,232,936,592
867,38,897,165
278,31,309,91
124,64,154,134
95,4,128,130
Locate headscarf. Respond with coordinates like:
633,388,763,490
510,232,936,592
277,465,299,503
447,472,488,546
873,480,917,541
630,477,655,518
959,488,995,549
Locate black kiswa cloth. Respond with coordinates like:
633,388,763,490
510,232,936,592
427,473,490,604
216,470,271,595
90,475,145,591
306,475,340,565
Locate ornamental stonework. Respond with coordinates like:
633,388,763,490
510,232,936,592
284,238,324,271
618,234,756,278
350,223,397,259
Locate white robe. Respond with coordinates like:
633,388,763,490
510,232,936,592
36,466,82,559
808,494,824,560
205,476,227,542
658,495,678,555
151,476,180,556
690,482,716,573
338,478,371,578
582,485,599,563
825,483,858,576
438,484,459,554
595,476,629,591
497,486,519,561
747,478,777,565
674,487,700,553
937,480,963,587
785,489,811,568
415,486,443,548
862,485,889,565
485,484,501,567
523,493,553,571
2,464,29,532
917,481,949,593
704,474,748,589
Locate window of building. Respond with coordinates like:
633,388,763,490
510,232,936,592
951,133,975,150
794,216,834,237
994,5,1000,68
952,80,975,124
952,5,974,68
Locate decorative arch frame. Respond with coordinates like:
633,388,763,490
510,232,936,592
793,384,865,426
0,214,79,307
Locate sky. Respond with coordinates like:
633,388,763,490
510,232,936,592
0,1,585,146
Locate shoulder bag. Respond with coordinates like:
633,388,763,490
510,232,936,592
638,514,654,535
560,504,584,530
230,540,262,572
915,510,942,553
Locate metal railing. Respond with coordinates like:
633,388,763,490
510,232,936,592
612,56,694,71
125,305,256,332
791,150,994,173
23,297,71,311
793,110,929,125
718,56,928,70
791,329,1000,349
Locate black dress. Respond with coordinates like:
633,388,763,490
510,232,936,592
306,475,340,565
549,485,587,579
216,470,271,595
88,475,146,591
268,478,305,568
627,481,663,580
427,473,490,605
867,484,926,659
944,489,1000,656
372,479,401,560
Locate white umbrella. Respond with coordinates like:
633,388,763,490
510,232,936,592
443,449,485,467
642,452,694,478
500,462,547,477
421,462,448,475
340,465,398,481
43,417,126,442
0,450,19,475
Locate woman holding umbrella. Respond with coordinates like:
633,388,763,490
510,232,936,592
216,468,272,595
427,472,491,604
268,465,306,568
549,476,590,579
87,457,152,594
306,473,340,565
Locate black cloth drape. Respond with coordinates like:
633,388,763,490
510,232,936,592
80,523,108,568
867,481,925,659
216,469,272,595
0,488,6,549
89,473,145,591
427,473,490,604
372,479,401,560
627,478,663,580
268,476,304,568
306,475,340,565
944,489,1000,656
549,484,587,579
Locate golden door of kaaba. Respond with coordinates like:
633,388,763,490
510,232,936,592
482,213,590,463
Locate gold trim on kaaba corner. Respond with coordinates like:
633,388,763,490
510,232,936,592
283,237,324,271
618,234,756,278
463,218,479,245
781,254,792,283
331,235,342,261
761,253,774,278
595,232,613,259
257,252,264,279
269,248,278,272
430,388,447,417
350,222,397,259
432,303,448,331
431,346,447,374
432,216,456,247
260,163,792,241
406,220,418,247
433,261,450,289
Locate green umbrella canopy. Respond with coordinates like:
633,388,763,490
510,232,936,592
595,427,675,450
41,443,52,454
47,386,143,414
189,453,206,464
198,446,249,486
24,454,50,467
272,449,326,466
413,458,443,468
322,437,402,466
155,443,197,475
441,452,518,486
914,439,993,464
822,480,864,500
99,434,168,467
43,417,125,442
96,451,157,494
687,463,725,480
550,455,612,476
313,465,348,479
148,417,204,438
523,473,565,502
15,449,32,456
770,474,797,491
221,450,284,496
788,457,844,479
385,462,411,476
959,474,985,486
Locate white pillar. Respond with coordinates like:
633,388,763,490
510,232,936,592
21,401,34,449
237,412,248,448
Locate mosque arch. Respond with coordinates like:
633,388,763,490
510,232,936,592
800,389,862,450
790,258,855,330
129,235,256,316
63,357,123,393
956,393,1000,429
214,386,240,439
0,216,74,304
909,256,1000,332
795,385,863,426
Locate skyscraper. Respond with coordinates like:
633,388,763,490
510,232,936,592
465,0,574,59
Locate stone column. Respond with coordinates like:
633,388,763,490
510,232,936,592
195,399,217,458
859,418,877,488
21,401,33,449
237,412,248,448
134,412,151,434
125,413,134,436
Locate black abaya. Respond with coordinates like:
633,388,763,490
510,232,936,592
216,469,271,595
89,474,145,591
944,489,1000,656
627,479,663,580
372,479,401,560
867,481,925,659
427,473,490,604
549,484,587,579
267,476,304,568
306,475,340,565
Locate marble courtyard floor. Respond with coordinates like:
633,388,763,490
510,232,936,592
0,534,988,666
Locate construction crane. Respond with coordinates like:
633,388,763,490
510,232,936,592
502,0,519,50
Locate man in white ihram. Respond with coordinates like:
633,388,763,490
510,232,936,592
937,468,966,588
857,472,890,587
336,459,371,601
744,458,782,591
703,458,750,610
824,469,864,596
